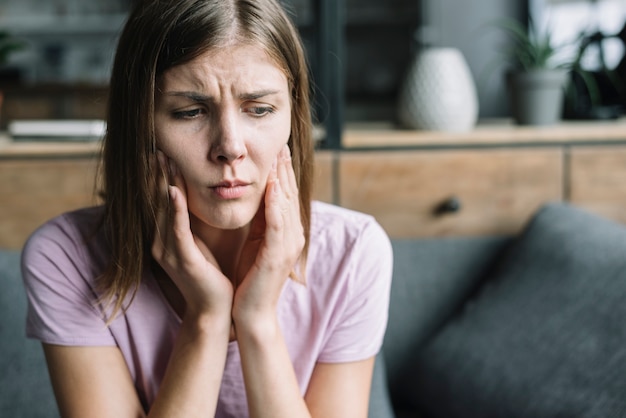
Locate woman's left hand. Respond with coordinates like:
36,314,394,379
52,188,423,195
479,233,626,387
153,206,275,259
232,144,305,328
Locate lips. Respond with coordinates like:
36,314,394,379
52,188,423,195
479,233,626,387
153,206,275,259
210,180,250,200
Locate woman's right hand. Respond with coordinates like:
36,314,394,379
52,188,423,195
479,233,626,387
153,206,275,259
151,151,234,321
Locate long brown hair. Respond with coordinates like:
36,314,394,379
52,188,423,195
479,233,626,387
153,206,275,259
100,0,314,319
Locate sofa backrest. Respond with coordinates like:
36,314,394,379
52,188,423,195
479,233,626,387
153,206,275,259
383,236,511,390
393,203,626,417
2,235,510,417
0,250,58,417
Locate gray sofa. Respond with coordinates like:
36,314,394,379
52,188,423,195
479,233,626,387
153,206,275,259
3,202,626,417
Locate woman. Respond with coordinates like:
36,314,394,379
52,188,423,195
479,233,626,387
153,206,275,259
21,0,392,416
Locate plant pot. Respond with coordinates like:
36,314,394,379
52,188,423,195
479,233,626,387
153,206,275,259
398,47,478,132
506,69,568,126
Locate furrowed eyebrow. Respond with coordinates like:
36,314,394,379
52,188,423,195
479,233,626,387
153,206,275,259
166,91,212,102
165,89,280,102
239,90,280,100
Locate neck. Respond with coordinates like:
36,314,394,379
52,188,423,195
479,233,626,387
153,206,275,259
190,215,249,281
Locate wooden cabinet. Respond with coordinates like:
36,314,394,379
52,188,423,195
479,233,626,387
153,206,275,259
339,148,563,237
312,150,335,204
332,119,626,238
569,146,626,224
2,119,626,248
0,143,336,250
0,157,101,248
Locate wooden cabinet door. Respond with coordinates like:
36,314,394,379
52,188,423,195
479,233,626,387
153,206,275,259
0,158,101,249
569,146,626,224
339,148,563,237
312,150,335,204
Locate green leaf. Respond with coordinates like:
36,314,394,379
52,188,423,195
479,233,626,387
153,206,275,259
486,15,575,71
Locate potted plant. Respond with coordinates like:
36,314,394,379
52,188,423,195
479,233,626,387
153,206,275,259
495,17,575,126
563,27,625,120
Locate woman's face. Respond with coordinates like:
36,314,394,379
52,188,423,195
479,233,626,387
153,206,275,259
154,43,292,231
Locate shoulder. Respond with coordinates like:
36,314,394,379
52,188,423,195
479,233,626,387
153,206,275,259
307,201,393,286
25,206,104,243
301,202,393,362
22,206,109,282
21,206,117,345
23,205,105,252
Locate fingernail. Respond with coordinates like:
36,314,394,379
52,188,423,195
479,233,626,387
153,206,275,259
273,179,281,194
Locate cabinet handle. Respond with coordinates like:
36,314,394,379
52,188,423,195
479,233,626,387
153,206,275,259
434,196,462,215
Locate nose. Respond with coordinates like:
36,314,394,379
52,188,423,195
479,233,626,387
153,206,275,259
209,109,246,165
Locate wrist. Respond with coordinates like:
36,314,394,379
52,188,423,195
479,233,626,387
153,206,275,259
182,309,232,337
232,310,280,342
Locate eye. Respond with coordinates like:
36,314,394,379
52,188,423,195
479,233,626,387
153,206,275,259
245,106,275,117
172,108,204,120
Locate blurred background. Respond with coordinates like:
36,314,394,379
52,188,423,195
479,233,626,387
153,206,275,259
1,0,626,249
1,0,624,133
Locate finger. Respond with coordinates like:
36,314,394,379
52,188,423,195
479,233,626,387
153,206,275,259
277,145,292,199
264,176,304,279
278,146,304,259
152,151,170,257
167,184,194,245
263,171,284,234
262,155,280,222
156,151,171,224
153,151,194,262
278,146,300,225
156,150,169,190
283,144,298,195
268,154,278,187
162,154,194,248
167,157,188,202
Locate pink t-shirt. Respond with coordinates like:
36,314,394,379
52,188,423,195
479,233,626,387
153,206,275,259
22,201,392,416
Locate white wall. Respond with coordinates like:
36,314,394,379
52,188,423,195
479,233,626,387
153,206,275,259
425,0,527,117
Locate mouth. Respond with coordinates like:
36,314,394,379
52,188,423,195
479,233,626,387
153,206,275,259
210,180,251,200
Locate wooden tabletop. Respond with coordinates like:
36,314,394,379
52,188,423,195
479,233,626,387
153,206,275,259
2,118,626,157
0,134,102,158
342,118,626,149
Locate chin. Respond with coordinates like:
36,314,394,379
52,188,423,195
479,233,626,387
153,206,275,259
191,203,258,231
214,216,253,231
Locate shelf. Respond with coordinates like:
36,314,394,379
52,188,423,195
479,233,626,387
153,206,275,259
342,118,626,149
0,134,101,159
0,14,128,35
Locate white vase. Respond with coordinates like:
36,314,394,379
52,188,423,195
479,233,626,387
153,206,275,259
398,47,479,132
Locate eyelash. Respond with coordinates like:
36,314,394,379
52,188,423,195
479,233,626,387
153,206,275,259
246,106,275,117
172,106,276,120
172,109,203,120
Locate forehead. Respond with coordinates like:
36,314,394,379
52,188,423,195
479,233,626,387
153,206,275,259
159,43,288,92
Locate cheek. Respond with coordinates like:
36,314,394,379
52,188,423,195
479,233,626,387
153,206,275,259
155,125,202,168
273,112,291,151
262,115,291,166
154,120,177,156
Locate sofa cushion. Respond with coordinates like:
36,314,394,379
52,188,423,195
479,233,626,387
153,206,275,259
402,203,626,417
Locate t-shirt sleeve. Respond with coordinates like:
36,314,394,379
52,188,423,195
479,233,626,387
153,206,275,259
21,215,116,346
318,218,393,363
